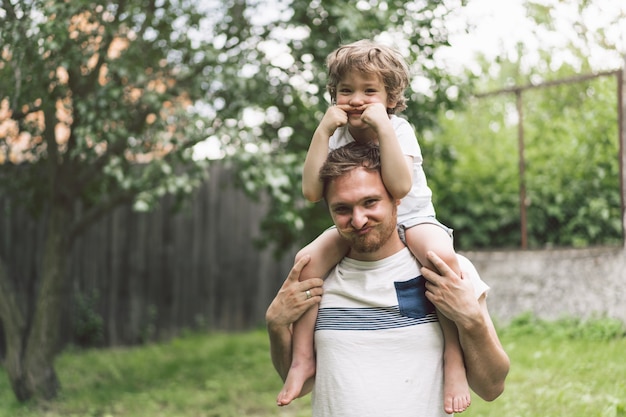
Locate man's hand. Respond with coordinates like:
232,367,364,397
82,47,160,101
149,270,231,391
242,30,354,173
420,251,482,329
266,255,324,381
422,252,510,401
265,255,324,330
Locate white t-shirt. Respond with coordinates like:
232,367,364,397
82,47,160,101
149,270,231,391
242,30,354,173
312,250,488,417
328,115,436,222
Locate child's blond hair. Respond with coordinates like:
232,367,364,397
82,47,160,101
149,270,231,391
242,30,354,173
326,39,410,114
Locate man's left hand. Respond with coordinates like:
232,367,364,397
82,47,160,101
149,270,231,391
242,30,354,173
420,251,482,328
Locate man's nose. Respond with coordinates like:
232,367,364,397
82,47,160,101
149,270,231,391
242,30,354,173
350,208,368,229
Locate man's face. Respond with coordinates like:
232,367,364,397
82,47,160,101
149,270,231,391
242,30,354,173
326,167,399,260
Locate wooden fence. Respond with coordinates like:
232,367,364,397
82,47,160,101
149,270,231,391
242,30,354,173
5,162,624,350
0,164,295,347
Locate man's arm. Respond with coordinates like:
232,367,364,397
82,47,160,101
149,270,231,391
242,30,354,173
265,255,323,380
421,251,510,401
458,294,509,401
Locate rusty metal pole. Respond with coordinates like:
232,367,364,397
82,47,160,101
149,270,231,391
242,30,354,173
516,89,528,249
475,69,621,249
617,54,626,248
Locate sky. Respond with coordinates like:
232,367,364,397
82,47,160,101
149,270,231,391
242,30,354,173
437,0,533,72
438,0,625,75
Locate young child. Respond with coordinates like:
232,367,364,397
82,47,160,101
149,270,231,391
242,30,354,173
277,39,470,414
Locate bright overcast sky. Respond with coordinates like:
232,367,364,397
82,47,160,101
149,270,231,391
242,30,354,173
438,0,625,74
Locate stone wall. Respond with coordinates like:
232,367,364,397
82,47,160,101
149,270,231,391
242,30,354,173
462,246,626,325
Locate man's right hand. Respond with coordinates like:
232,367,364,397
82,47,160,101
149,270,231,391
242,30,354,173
265,255,324,330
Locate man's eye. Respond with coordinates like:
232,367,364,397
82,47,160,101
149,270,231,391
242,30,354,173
364,199,377,207
334,207,349,214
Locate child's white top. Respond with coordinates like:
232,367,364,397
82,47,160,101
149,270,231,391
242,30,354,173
328,115,436,223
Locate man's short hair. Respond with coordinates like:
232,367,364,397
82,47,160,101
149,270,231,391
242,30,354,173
319,142,381,199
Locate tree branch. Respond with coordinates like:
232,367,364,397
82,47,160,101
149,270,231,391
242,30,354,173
68,188,135,243
0,0,17,20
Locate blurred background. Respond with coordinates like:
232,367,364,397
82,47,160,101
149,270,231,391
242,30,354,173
0,0,624,408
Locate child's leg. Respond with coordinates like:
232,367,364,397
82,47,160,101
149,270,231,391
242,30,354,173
438,309,471,414
277,228,348,406
405,223,471,414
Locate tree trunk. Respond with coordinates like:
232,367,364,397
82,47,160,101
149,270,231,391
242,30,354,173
0,256,29,401
0,205,69,401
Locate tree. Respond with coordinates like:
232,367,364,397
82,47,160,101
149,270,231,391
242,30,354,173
0,0,217,401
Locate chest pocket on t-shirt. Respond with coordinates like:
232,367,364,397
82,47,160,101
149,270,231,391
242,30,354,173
394,276,436,319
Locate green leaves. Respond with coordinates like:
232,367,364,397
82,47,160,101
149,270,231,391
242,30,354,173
0,0,215,226
208,0,465,253
426,0,623,250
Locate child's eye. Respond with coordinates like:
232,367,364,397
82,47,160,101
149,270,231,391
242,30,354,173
338,88,352,94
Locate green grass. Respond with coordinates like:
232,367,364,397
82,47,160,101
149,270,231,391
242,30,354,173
1,316,625,417
465,314,626,417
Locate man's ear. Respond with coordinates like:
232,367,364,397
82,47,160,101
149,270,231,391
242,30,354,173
395,199,401,206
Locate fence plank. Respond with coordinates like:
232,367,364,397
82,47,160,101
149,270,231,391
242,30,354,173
0,163,295,347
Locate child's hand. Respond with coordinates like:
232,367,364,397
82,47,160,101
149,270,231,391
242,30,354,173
359,102,392,132
318,104,352,137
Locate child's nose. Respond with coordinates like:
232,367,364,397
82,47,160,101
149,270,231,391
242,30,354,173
349,93,365,107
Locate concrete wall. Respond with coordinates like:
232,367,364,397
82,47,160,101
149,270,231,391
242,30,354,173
462,246,626,325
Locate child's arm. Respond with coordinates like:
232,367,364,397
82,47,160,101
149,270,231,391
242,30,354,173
361,103,413,199
302,105,352,202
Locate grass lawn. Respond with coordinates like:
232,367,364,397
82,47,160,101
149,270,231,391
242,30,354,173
0,315,625,417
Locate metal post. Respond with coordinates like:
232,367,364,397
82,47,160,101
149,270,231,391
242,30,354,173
516,89,527,249
476,69,622,249
617,54,626,248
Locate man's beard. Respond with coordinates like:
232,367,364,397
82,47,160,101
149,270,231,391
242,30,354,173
340,205,397,254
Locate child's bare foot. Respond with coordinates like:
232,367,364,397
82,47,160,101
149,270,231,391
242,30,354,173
444,391,471,414
443,377,471,414
276,360,315,406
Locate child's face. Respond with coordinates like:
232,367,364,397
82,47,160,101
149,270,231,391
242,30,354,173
335,70,395,110
337,71,396,135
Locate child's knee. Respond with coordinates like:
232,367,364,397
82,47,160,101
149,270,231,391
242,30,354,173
295,247,321,281
295,248,308,263
437,250,461,273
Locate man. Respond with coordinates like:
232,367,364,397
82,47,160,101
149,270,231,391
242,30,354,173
266,142,509,416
